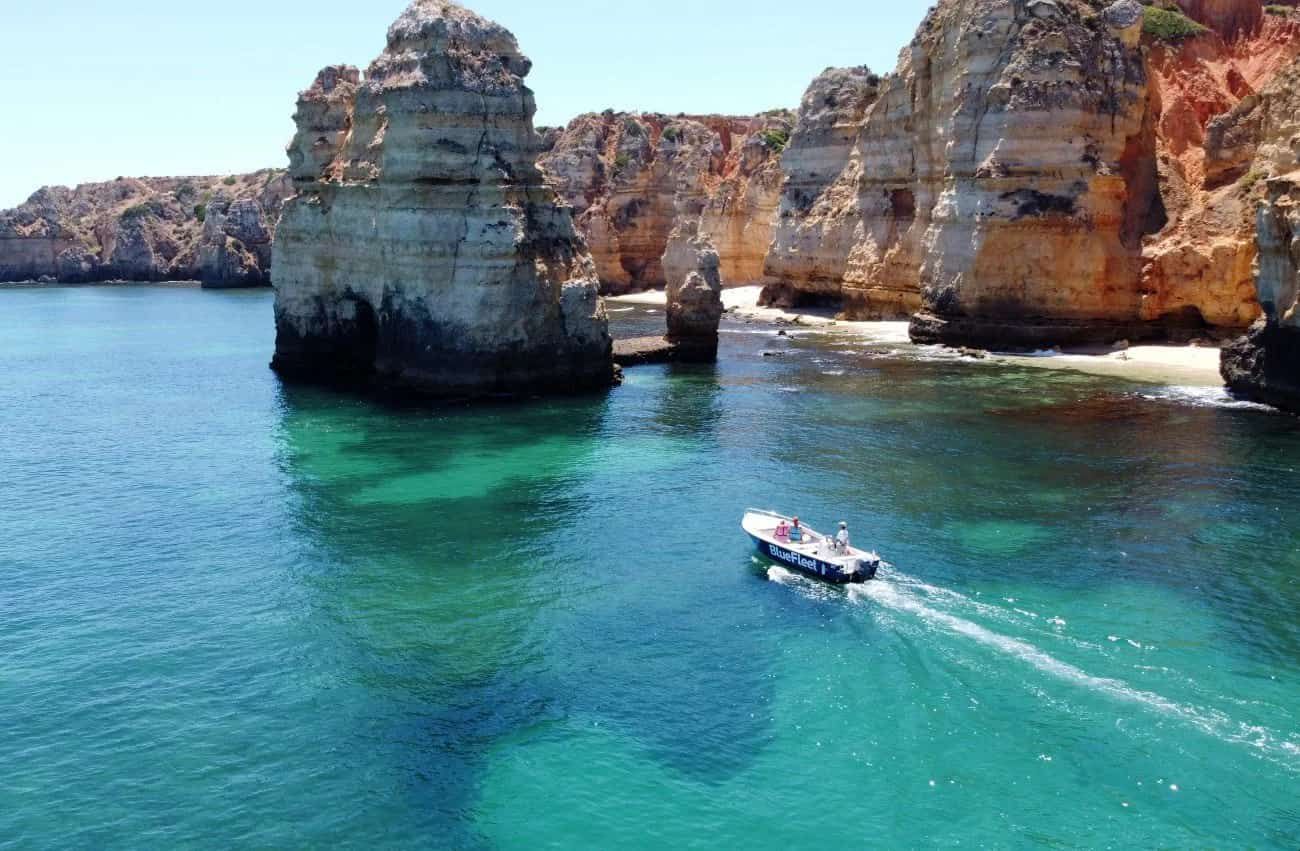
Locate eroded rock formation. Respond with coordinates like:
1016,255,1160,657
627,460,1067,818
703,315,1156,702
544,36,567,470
0,172,289,286
539,111,792,294
270,0,615,398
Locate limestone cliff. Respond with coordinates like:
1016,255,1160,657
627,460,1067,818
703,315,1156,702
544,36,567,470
763,67,888,312
539,111,792,294
0,172,289,286
270,0,615,398
1220,54,1300,410
761,0,1300,345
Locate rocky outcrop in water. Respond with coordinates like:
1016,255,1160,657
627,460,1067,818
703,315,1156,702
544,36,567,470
270,0,615,398
0,172,289,286
539,111,792,294
663,222,724,361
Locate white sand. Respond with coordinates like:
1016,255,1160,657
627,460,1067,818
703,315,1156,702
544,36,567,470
991,345,1223,386
606,285,1225,386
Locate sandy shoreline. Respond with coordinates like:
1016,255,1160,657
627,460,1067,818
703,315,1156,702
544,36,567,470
607,285,1226,387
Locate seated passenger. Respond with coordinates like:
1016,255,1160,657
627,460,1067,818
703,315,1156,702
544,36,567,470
789,518,805,543
775,520,790,540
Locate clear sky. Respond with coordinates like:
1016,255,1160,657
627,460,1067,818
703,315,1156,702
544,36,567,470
0,0,934,209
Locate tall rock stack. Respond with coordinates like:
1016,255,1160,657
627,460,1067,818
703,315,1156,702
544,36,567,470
662,223,724,362
271,0,615,398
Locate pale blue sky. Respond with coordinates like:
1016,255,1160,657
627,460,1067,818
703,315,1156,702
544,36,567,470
0,0,933,209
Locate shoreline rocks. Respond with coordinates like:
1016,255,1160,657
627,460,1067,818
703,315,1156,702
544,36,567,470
270,0,616,399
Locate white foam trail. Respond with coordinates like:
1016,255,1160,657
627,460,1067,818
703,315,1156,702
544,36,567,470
767,565,797,585
1137,386,1277,412
851,581,1300,770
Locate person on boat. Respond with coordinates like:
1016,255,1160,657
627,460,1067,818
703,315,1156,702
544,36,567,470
775,519,791,540
789,518,805,543
835,522,851,552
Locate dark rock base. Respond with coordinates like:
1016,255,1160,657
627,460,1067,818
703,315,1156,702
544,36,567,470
613,336,718,366
1221,320,1300,413
272,317,618,401
908,311,1234,351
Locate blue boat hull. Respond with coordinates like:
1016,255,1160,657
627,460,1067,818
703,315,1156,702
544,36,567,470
749,535,875,584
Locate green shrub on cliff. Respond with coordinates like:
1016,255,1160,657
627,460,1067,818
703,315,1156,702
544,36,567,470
1142,6,1209,41
121,201,163,221
194,203,208,223
760,128,791,152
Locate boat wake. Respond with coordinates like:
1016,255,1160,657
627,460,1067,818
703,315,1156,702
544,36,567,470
845,576,1300,771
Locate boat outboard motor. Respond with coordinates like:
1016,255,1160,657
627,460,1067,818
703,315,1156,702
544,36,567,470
857,555,882,582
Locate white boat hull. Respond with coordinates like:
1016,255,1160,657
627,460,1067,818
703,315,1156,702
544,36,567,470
742,509,881,584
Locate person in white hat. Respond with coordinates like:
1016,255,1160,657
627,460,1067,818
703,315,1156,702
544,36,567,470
835,522,851,553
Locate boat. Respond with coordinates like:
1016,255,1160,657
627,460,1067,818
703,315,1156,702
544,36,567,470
742,509,883,584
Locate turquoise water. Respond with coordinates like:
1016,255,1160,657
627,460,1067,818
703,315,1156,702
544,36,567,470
2,286,1299,848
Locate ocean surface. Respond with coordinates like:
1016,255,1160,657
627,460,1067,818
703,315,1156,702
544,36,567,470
2,285,1299,849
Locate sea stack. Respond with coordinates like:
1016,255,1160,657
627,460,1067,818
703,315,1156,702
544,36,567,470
662,223,724,362
270,0,615,398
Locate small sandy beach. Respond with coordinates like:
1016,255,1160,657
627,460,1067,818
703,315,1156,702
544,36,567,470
607,285,1226,387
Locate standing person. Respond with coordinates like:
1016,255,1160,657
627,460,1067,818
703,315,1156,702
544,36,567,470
836,522,851,552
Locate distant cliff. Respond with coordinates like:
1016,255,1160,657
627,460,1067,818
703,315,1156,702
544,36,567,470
539,110,792,294
0,172,289,286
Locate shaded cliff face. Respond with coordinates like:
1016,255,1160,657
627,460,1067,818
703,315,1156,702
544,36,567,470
1219,54,1300,410
0,172,289,286
539,111,792,294
271,0,614,398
